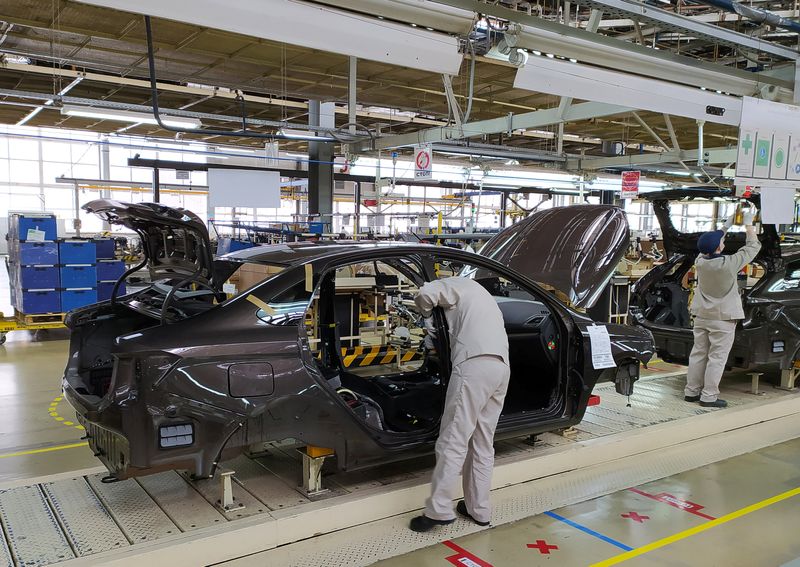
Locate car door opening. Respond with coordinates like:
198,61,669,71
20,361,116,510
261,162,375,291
306,257,564,436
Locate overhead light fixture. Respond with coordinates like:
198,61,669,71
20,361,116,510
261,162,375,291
76,0,463,75
513,56,742,126
60,105,202,129
17,76,84,126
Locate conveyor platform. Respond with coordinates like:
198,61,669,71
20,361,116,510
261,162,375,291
1,372,799,567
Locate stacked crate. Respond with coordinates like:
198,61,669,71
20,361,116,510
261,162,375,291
8,213,61,314
94,238,126,301
58,240,97,311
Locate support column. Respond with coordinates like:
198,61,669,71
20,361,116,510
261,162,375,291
348,57,357,134
152,168,160,203
100,137,111,231
308,100,334,227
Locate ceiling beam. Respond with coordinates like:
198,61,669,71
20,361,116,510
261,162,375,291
430,0,793,99
572,0,799,60
349,101,631,151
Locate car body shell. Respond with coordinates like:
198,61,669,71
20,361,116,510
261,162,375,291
64,201,654,479
630,189,800,370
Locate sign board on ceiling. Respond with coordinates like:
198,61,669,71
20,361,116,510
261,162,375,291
414,144,433,181
207,169,281,209
735,97,800,190
621,171,640,199
175,170,190,180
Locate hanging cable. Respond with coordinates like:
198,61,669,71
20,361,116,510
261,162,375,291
144,16,336,143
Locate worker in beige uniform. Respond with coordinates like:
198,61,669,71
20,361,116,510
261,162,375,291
685,208,761,408
409,276,510,532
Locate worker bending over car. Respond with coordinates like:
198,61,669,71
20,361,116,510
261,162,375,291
409,276,510,532
685,206,761,408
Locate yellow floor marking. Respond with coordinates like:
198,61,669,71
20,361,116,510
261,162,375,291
592,486,800,566
48,396,85,431
0,442,88,459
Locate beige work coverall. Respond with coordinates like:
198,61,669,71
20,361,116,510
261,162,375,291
415,277,510,524
685,231,761,402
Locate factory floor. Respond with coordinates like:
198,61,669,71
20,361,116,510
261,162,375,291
0,290,798,566
375,438,800,566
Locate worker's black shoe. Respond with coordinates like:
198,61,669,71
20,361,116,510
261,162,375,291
457,501,490,527
409,515,455,532
684,395,701,402
700,398,728,408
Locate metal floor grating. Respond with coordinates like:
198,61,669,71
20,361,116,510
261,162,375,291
0,372,795,566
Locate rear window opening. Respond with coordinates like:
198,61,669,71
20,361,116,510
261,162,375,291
637,255,766,330
304,257,564,436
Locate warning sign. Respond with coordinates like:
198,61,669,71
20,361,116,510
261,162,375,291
414,144,433,180
621,171,640,199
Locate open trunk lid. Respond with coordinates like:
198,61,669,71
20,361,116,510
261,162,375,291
640,189,783,267
83,199,215,287
479,205,629,308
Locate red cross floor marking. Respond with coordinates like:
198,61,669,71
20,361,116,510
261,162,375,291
621,512,650,523
527,540,559,554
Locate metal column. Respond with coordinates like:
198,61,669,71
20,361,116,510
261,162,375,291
308,100,334,224
348,57,358,134
152,168,161,203
100,137,112,231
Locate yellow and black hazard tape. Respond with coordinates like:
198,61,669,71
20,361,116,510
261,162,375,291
340,345,423,368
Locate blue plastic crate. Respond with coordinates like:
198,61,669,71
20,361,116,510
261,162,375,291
60,265,97,288
93,238,115,260
97,281,126,302
60,288,98,312
59,240,97,264
9,214,57,242
16,290,60,314
18,265,60,289
12,241,59,265
96,260,126,282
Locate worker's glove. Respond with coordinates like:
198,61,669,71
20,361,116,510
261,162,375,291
423,334,436,351
742,210,755,226
423,317,437,339
722,213,735,231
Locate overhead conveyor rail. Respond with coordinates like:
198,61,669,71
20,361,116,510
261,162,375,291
0,373,798,567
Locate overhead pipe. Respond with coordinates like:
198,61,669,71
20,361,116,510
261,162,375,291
686,0,800,35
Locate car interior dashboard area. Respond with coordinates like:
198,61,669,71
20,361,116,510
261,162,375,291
304,258,564,436
306,260,446,434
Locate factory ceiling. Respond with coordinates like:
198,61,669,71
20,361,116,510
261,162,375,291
0,0,794,178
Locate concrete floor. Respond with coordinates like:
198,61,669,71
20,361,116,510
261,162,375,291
0,331,97,482
0,289,798,566
376,438,800,567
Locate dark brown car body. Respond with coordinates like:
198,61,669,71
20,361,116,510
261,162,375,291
64,200,653,480
630,189,800,372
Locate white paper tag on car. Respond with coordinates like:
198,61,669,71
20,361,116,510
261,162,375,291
587,324,616,369
222,283,237,295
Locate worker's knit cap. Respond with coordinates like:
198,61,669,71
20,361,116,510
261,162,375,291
697,229,724,255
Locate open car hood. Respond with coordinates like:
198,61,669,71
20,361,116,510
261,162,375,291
480,205,629,308
639,188,782,267
83,199,215,286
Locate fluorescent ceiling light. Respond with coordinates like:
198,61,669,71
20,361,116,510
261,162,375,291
61,105,201,129
17,76,84,126
76,0,463,74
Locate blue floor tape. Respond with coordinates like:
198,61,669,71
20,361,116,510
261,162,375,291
544,511,634,551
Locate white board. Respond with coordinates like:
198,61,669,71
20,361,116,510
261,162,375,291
760,186,797,225
207,169,281,209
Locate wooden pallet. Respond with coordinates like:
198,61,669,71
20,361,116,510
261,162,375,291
14,310,66,326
